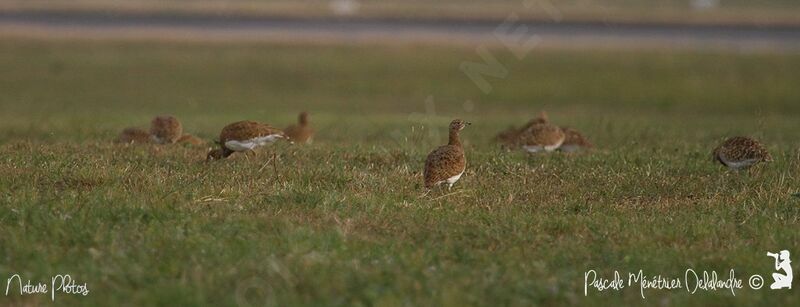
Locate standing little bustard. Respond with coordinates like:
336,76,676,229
713,136,772,170
284,112,315,144
207,120,286,160
150,115,183,144
424,119,470,189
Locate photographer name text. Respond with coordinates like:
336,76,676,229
584,269,766,298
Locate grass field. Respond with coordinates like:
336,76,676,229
1,39,800,306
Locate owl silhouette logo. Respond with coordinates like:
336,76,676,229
767,250,793,290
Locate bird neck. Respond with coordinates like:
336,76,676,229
448,129,461,146
299,115,308,126
222,147,235,158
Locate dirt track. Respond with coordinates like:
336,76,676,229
2,10,799,52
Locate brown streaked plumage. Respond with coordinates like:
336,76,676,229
219,121,284,144
520,111,551,131
424,119,470,189
558,127,593,153
206,120,286,160
116,127,151,144
517,122,565,153
206,148,226,161
177,134,206,146
284,112,314,144
713,136,772,170
150,115,183,144
494,111,554,149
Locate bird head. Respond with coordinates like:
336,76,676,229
299,112,310,126
206,148,225,161
450,119,471,131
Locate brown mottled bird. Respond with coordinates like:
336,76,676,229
494,111,556,150
177,134,206,146
520,111,551,131
284,112,314,144
206,120,286,160
424,119,470,189
713,136,772,170
558,127,593,153
150,115,183,144
516,112,565,153
494,125,521,147
116,127,151,144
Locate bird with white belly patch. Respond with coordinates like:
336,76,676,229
558,127,593,153
516,113,565,153
206,120,287,160
424,119,470,190
713,136,772,170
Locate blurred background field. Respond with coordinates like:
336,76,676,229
3,0,800,25
1,40,800,145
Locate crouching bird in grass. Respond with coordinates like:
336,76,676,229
496,112,567,153
284,111,315,144
116,127,152,144
558,127,593,153
424,119,470,190
517,112,565,153
494,112,547,150
150,115,183,144
177,134,206,146
712,136,772,170
206,120,287,161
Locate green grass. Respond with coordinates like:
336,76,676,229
1,40,799,306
